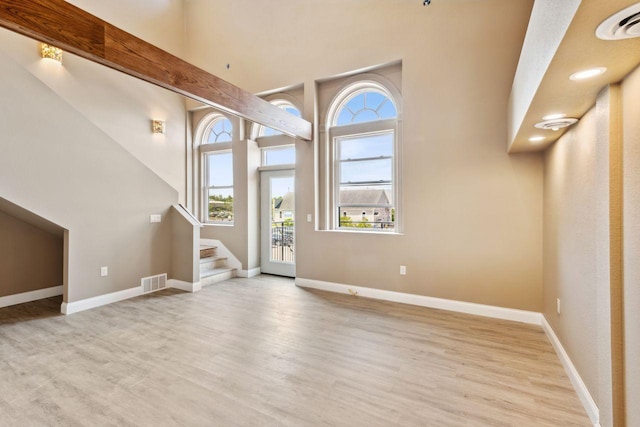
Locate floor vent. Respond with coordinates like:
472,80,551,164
141,273,168,294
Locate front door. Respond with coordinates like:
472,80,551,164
260,170,295,277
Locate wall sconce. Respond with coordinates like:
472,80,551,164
151,120,166,134
41,43,63,63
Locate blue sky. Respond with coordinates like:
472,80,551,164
208,91,396,202
339,132,393,184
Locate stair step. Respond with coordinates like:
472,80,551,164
200,266,234,278
200,267,236,286
199,255,226,264
199,245,217,259
200,256,228,271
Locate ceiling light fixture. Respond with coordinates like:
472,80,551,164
569,67,607,81
529,136,546,143
40,43,62,63
542,113,566,121
535,117,579,131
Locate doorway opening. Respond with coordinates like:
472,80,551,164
260,169,295,277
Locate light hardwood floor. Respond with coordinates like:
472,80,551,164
0,275,590,426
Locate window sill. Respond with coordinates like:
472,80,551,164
319,229,403,236
203,223,235,227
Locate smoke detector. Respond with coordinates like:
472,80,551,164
597,2,640,40
535,118,579,131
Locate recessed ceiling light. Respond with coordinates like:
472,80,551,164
543,113,566,121
569,67,607,81
535,117,579,131
529,136,545,143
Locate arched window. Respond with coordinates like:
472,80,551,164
253,98,301,167
205,116,233,143
257,100,302,137
326,79,400,232
334,89,397,126
198,114,235,224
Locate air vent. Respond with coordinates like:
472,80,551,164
534,118,578,131
141,273,167,294
596,2,640,40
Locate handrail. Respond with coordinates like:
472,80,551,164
176,204,203,228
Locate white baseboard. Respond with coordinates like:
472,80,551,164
237,267,261,278
0,285,63,309
295,278,542,325
168,279,201,292
62,286,141,315
61,277,202,315
541,317,600,426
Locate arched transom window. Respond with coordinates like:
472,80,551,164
334,89,397,126
205,116,233,143
258,100,302,137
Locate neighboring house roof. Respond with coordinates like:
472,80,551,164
275,191,295,211
339,189,391,205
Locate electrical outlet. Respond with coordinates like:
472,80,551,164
100,266,108,277
557,298,561,315
400,265,407,275
307,213,312,222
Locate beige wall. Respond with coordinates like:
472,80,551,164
543,103,609,421
0,0,188,202
622,64,640,427
0,210,63,297
0,0,191,303
542,76,640,426
171,206,200,284
0,49,178,302
0,0,190,304
185,0,543,311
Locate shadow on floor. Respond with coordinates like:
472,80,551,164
0,295,63,325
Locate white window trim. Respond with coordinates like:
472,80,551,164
324,74,402,234
203,149,234,225
261,144,296,167
193,111,239,225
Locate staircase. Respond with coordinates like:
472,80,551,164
199,244,236,286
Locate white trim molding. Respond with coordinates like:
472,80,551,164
61,277,202,316
62,286,141,315
168,279,202,293
295,278,542,325
541,317,600,426
0,285,63,309
237,267,261,278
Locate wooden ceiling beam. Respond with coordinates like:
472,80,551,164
0,0,312,141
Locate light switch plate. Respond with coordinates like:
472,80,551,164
150,214,162,223
307,214,312,222
100,266,108,277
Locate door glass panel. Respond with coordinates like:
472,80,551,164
270,176,294,263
